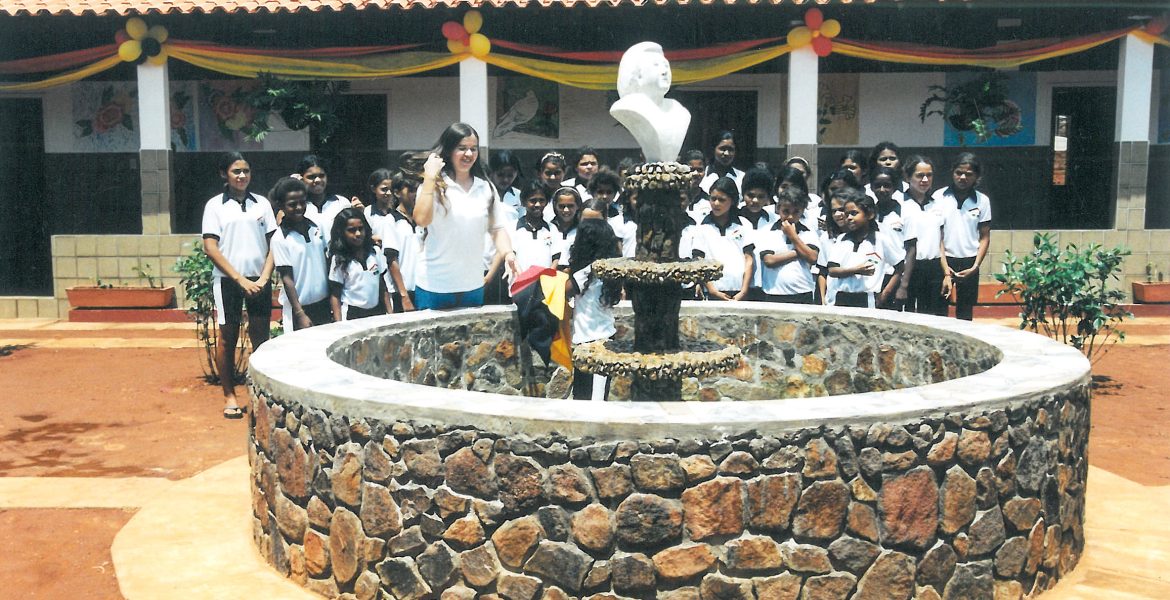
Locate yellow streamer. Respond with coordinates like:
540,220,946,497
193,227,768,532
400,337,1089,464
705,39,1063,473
0,55,121,92
168,45,461,79
1132,30,1170,48
833,31,1130,69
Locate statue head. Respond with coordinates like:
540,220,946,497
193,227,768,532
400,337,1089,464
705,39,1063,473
617,42,672,100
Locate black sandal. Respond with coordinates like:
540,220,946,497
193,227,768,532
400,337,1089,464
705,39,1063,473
223,406,244,419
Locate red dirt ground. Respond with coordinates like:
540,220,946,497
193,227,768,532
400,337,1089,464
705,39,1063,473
0,341,1165,598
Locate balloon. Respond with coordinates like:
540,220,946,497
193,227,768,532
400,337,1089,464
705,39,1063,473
447,39,466,54
812,36,833,57
787,26,812,48
469,33,491,58
126,17,148,40
441,21,464,40
141,37,162,57
118,39,143,62
115,30,129,44
147,48,168,65
148,24,169,43
820,19,841,38
463,10,483,34
804,8,824,30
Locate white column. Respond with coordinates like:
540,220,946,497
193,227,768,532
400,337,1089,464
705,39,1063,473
460,58,490,148
136,61,171,150
787,46,819,146
1115,33,1153,142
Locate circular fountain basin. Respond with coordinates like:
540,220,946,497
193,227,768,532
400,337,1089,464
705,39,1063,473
248,303,1089,599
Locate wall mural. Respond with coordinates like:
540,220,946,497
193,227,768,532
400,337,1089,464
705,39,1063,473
198,80,262,152
72,82,139,152
170,82,197,151
494,76,559,140
943,71,1036,147
818,73,859,146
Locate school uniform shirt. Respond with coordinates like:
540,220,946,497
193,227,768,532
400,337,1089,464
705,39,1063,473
698,167,745,194
571,265,616,345
817,230,842,305
329,251,387,311
907,198,945,261
305,194,350,243
364,204,396,240
608,213,638,258
757,221,820,296
865,181,909,203
741,210,777,290
551,221,578,267
380,210,422,293
201,191,277,279
876,201,916,275
272,222,329,308
691,215,755,293
509,218,560,273
935,187,992,259
826,230,906,298
500,186,524,220
803,193,824,231
415,175,511,294
687,198,712,224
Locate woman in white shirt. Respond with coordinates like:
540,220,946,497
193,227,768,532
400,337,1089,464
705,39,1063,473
414,123,518,310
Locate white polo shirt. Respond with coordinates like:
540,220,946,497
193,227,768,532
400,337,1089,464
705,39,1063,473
272,222,328,306
570,266,616,345
905,199,945,261
329,251,386,311
415,175,510,294
757,222,820,296
742,210,777,289
380,210,421,293
608,214,638,258
508,219,560,273
306,194,350,243
201,191,277,279
698,167,745,194
877,201,916,276
935,187,992,259
691,215,755,293
826,230,906,296
551,221,578,267
365,204,396,241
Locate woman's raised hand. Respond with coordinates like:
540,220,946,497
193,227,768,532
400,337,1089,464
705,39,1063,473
423,153,445,179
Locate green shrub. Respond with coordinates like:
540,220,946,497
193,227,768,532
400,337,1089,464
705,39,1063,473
995,233,1131,364
173,240,248,383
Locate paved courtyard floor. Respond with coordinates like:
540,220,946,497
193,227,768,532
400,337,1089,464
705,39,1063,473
0,316,1167,599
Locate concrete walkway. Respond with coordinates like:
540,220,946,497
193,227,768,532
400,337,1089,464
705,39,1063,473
1,317,1168,598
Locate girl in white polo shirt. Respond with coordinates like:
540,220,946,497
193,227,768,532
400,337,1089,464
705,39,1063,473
200,152,276,419
507,180,560,273
699,131,745,194
902,155,948,316
826,188,905,309
381,170,420,313
692,176,754,301
270,177,329,332
566,219,622,401
758,188,820,304
299,155,361,243
937,152,991,321
328,208,390,321
414,123,518,310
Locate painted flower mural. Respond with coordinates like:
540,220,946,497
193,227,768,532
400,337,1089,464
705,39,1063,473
76,85,136,137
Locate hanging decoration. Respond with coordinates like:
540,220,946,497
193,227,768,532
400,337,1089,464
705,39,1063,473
1,13,1168,93
116,18,170,66
786,9,842,58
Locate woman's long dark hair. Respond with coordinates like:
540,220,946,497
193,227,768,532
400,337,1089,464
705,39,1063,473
569,218,622,308
328,207,376,278
432,122,492,210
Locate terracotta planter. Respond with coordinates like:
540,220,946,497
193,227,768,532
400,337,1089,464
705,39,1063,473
977,283,1021,305
1132,282,1170,304
67,286,176,309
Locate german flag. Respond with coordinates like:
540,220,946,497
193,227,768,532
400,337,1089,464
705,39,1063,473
511,266,572,370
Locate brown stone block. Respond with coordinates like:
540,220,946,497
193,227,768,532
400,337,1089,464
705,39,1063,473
630,453,686,493
877,467,938,551
853,550,914,600
746,473,801,533
330,507,368,584
939,466,976,535
571,503,614,552
682,477,745,541
443,513,486,550
461,543,502,588
724,536,784,573
492,516,546,568
700,573,754,600
614,493,683,549
611,553,656,594
792,479,850,541
652,543,716,584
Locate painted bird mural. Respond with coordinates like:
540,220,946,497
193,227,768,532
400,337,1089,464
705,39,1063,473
493,90,539,138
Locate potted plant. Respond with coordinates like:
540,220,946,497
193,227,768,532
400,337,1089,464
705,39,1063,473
1132,263,1170,303
920,72,1024,144
66,264,176,309
173,240,248,384
995,233,1132,364
241,73,350,149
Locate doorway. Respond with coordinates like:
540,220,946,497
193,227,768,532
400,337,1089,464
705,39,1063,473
671,90,758,168
1048,86,1116,229
0,99,50,295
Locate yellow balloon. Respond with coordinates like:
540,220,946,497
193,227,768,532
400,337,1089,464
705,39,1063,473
118,39,143,62
463,10,483,35
447,39,466,54
147,48,168,65
469,33,491,58
821,19,841,38
787,26,812,48
148,24,169,43
126,17,148,40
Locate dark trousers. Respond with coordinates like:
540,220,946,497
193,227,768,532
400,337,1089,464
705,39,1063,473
948,255,979,321
571,368,610,401
835,291,874,308
909,259,948,317
764,291,816,305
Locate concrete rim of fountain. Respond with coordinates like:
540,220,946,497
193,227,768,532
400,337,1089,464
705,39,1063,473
249,303,1089,439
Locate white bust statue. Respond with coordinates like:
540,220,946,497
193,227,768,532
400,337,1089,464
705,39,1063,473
609,42,691,163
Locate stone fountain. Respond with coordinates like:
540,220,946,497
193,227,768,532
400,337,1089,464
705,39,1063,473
575,41,741,401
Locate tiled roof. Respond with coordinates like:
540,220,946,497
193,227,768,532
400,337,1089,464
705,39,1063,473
2,0,866,17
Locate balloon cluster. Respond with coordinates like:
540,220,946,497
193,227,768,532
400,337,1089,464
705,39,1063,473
786,9,841,58
116,17,169,65
442,11,490,58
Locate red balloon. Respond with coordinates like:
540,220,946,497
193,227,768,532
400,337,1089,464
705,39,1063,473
441,21,464,41
805,8,824,30
1148,17,1168,36
812,36,833,57
115,30,130,44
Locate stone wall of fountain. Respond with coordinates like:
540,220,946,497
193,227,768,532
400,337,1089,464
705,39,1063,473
247,304,1089,599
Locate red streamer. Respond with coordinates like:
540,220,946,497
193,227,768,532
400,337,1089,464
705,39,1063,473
491,37,783,63
0,44,117,75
